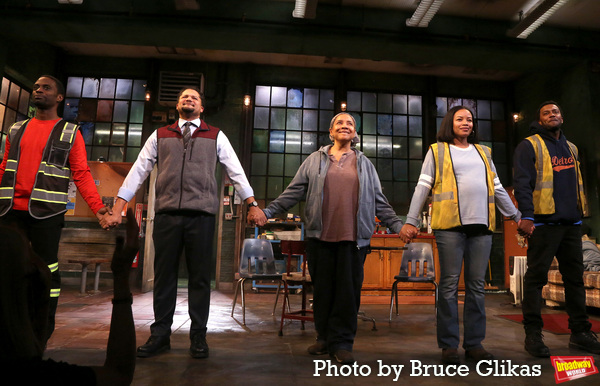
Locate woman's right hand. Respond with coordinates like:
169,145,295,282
400,224,419,243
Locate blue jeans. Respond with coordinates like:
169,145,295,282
434,227,492,350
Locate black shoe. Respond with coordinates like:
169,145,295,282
524,329,550,357
137,335,170,358
330,349,354,364
465,347,494,361
569,331,600,354
307,341,328,355
441,348,460,365
190,334,209,359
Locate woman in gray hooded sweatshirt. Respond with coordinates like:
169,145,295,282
263,112,403,364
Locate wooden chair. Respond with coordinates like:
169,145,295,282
278,240,313,336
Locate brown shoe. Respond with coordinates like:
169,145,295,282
307,341,328,355
441,348,460,365
330,349,355,364
465,347,494,361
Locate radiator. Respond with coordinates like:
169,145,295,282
510,256,528,305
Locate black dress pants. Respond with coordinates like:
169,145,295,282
151,211,215,339
305,239,368,352
521,224,591,333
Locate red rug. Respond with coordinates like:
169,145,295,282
496,314,600,335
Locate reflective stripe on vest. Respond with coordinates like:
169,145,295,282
526,134,589,217
430,142,496,231
30,188,69,205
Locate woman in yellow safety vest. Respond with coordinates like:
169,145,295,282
400,105,521,365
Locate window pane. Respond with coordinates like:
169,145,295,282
302,132,317,154
126,147,140,162
285,131,301,153
286,109,302,130
268,154,284,175
128,123,143,147
96,100,114,122
91,146,109,161
491,101,505,120
79,122,95,145
130,101,144,123
393,137,407,158
477,100,491,119
378,93,392,113
319,110,333,132
252,129,269,152
115,79,132,99
253,107,269,129
18,90,30,115
408,95,422,115
269,130,285,153
111,123,126,146
3,108,16,133
66,77,83,98
285,154,301,177
378,136,392,158
478,120,492,141
393,159,408,181
287,88,303,108
82,77,99,98
377,114,392,135
77,99,97,122
463,98,477,115
251,176,267,199
267,176,284,199
409,137,422,159
108,146,124,162
302,110,317,131
409,160,422,181
347,91,361,111
271,87,287,107
255,86,271,106
94,123,111,145
7,84,20,109
377,158,392,180
436,97,447,117
408,116,422,137
99,78,116,98
63,98,79,121
251,153,267,175
304,89,319,109
270,108,285,130
113,101,129,122
362,92,376,112
362,113,376,135
393,94,408,114
0,105,5,132
362,135,377,157
132,80,147,101
320,89,334,110
393,115,407,136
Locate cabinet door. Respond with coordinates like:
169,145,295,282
362,238,386,289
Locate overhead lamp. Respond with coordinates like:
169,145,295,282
243,95,251,107
405,0,446,28
507,0,571,39
292,0,318,19
57,0,83,3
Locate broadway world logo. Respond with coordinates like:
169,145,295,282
551,356,598,383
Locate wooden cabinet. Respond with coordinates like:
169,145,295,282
362,235,464,294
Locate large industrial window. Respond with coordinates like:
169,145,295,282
250,86,335,215
345,91,424,212
63,77,147,163
0,77,33,160
435,97,509,184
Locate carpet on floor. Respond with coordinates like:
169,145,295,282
496,313,600,335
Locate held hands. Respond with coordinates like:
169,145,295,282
517,219,535,239
247,206,268,227
400,223,419,243
97,206,115,230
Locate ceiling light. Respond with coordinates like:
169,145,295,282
57,0,83,4
406,0,446,28
507,0,571,39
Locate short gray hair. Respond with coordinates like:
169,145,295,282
329,112,359,145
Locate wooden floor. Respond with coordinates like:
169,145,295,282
44,279,600,385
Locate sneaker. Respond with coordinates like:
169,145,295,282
190,334,209,358
137,335,170,358
307,341,328,355
330,349,355,364
524,329,550,357
465,347,494,361
569,331,600,354
441,348,460,365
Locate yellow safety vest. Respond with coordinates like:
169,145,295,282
430,142,496,231
525,134,589,217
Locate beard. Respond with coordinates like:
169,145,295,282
542,122,562,132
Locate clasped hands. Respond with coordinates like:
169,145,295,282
399,223,419,243
516,219,535,239
96,206,122,230
247,206,267,227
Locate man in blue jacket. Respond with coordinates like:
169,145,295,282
513,101,600,357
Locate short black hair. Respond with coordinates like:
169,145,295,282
537,100,562,120
38,75,65,97
177,86,205,106
436,105,479,144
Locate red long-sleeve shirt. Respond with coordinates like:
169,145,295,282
0,118,104,214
